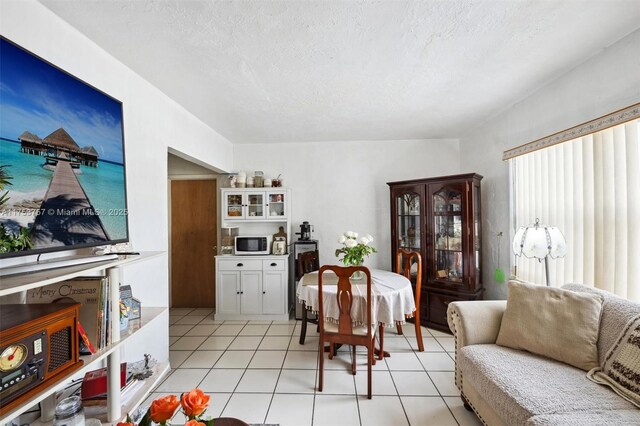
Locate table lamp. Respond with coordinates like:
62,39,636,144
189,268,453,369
512,218,567,286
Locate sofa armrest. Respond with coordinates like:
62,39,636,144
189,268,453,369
447,300,507,348
447,300,507,390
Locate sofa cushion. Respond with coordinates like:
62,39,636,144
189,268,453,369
587,314,640,408
562,284,640,366
496,281,603,371
458,344,636,425
525,410,640,426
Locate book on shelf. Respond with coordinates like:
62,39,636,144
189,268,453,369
78,321,96,355
25,277,109,350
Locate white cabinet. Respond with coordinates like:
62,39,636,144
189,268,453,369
215,255,288,320
222,189,289,221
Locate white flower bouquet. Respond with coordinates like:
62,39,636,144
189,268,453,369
335,231,377,266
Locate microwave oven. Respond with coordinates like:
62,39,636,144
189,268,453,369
235,236,272,255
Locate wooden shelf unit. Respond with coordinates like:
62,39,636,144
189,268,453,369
0,252,167,425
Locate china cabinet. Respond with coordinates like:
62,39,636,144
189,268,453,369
217,187,291,317
388,173,483,332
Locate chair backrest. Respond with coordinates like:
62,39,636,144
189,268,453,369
396,249,422,296
317,265,372,338
297,250,320,280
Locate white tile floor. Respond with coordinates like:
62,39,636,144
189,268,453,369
147,308,483,426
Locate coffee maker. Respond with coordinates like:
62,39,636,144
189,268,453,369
296,221,314,241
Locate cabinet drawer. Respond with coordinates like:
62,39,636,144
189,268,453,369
427,291,457,328
218,259,262,271
262,259,286,271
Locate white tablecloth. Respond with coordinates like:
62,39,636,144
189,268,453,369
296,268,416,327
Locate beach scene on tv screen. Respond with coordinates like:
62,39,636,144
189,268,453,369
0,38,127,254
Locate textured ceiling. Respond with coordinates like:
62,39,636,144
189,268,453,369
40,0,640,144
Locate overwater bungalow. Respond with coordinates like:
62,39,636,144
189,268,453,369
18,131,45,155
79,146,99,167
18,127,99,167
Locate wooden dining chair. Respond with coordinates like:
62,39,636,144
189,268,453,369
298,250,320,344
317,265,376,399
395,248,424,351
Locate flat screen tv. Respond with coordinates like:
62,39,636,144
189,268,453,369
0,37,129,258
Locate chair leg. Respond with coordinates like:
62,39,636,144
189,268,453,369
378,324,385,360
299,303,308,345
415,313,424,352
351,345,356,375
318,337,324,392
367,345,372,399
329,342,334,360
396,323,403,335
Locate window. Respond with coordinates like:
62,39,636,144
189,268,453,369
508,114,639,301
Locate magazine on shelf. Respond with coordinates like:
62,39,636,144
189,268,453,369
25,277,107,350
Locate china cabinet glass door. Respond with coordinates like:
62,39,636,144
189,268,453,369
267,191,287,219
225,193,243,219
432,187,463,283
246,192,266,219
396,191,421,251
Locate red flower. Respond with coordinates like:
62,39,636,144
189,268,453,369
181,388,210,418
185,420,206,426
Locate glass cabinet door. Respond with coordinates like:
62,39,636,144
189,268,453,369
224,193,244,219
245,192,265,219
432,187,463,283
267,191,287,219
396,191,421,251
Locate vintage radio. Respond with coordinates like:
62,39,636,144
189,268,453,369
0,304,83,416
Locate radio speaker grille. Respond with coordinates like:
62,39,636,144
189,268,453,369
49,327,72,372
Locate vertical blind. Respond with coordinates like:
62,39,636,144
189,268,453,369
511,118,640,301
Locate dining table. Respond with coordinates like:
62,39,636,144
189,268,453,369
296,268,416,355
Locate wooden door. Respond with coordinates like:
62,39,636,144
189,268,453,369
171,179,217,308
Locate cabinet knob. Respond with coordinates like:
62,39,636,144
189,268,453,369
237,263,244,267
241,291,244,294
236,291,240,295
270,262,277,267
263,291,266,294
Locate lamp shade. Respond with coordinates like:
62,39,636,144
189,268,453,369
512,218,567,260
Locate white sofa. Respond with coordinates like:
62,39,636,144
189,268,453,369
447,284,640,425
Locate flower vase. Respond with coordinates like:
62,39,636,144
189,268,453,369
343,260,365,280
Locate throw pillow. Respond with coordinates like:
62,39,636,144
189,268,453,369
496,280,603,371
587,314,640,408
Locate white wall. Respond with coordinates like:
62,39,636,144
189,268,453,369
0,0,233,363
234,139,460,270
460,28,640,300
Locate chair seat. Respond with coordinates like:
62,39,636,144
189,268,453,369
324,321,375,336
